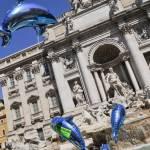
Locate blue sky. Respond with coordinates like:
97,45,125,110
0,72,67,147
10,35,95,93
0,0,71,98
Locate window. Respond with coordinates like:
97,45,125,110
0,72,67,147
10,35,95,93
15,107,21,119
37,128,45,141
51,96,57,107
26,70,32,81
9,76,15,88
42,63,49,76
44,63,49,76
32,102,39,114
19,134,24,142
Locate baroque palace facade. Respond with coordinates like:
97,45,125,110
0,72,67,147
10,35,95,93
0,0,150,149
0,100,7,150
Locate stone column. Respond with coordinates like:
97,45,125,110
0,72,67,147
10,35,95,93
72,41,100,104
120,23,150,89
48,53,75,113
100,69,108,92
123,57,140,91
94,71,107,102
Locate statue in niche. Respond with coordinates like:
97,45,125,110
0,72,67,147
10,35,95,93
63,56,75,70
72,81,85,106
62,13,73,34
105,68,134,103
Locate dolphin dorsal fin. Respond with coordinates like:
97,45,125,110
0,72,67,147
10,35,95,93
16,0,24,5
64,116,73,124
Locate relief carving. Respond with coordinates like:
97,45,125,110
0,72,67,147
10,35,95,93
133,22,150,43
62,55,76,71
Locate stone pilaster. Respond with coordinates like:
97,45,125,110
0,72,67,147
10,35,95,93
18,70,32,126
119,23,150,89
72,40,100,104
47,52,75,113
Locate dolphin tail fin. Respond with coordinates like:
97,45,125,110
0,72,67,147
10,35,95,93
1,32,11,47
64,116,73,123
34,25,46,36
112,131,118,144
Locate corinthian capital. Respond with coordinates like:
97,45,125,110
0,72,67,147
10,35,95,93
0,74,7,87
72,39,82,53
47,51,60,63
119,23,133,34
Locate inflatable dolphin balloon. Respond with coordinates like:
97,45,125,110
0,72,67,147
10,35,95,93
0,2,57,46
16,0,24,4
100,144,110,150
111,104,126,143
50,116,87,150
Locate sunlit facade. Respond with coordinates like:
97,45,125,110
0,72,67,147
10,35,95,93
0,0,150,149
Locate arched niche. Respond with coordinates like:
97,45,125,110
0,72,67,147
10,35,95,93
88,38,126,65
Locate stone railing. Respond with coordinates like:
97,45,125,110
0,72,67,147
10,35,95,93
50,106,61,117
13,117,25,129
42,75,51,86
25,79,37,92
31,111,44,124
8,85,20,99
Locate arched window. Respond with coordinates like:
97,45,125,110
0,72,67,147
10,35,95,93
41,63,50,77
27,95,40,114
46,89,58,108
10,102,22,120
26,69,32,81
8,75,15,88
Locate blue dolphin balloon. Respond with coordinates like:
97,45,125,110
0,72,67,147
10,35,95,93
16,0,24,4
0,26,11,46
100,144,111,150
50,116,87,150
111,104,126,143
0,3,57,46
